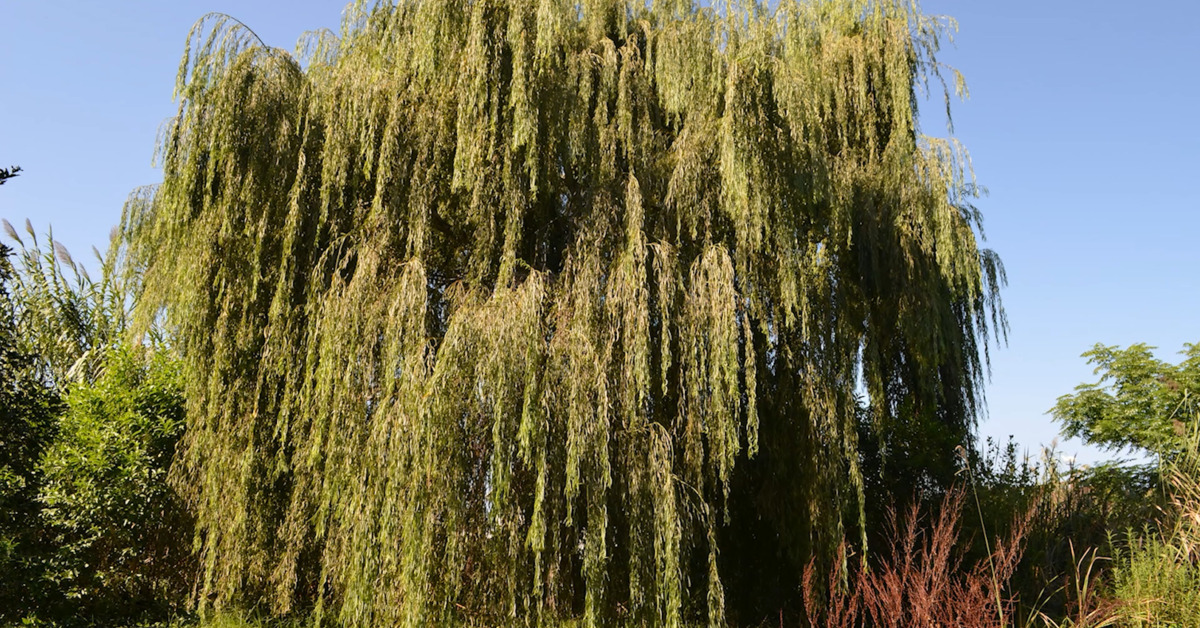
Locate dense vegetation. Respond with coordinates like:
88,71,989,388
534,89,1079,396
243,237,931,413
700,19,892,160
0,241,64,621
2,0,1197,627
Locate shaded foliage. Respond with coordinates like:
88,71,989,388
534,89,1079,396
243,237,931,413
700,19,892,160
0,166,20,186
961,439,1162,623
0,243,64,622
126,0,1004,625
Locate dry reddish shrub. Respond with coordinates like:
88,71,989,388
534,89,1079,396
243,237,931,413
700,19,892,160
804,489,1030,628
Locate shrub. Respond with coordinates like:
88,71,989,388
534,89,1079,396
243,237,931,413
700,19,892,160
38,345,193,623
962,438,1163,623
1113,534,1200,627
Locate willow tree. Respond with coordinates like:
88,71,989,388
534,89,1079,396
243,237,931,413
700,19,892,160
126,0,1004,624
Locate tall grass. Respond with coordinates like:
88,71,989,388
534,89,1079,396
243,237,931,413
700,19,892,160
1038,543,1120,628
1113,535,1200,627
1111,424,1200,627
800,449,1160,628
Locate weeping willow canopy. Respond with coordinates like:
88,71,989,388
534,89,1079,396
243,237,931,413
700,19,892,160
126,0,1004,624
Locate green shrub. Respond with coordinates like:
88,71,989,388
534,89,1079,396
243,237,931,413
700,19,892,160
37,345,192,623
960,439,1164,624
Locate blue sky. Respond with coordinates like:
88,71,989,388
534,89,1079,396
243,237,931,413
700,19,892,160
2,1,1197,465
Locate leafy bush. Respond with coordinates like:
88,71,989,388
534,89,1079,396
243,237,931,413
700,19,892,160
37,345,192,623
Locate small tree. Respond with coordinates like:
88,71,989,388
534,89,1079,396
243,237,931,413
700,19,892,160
1052,343,1200,457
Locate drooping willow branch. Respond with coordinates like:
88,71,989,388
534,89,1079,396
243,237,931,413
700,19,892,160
126,0,1005,625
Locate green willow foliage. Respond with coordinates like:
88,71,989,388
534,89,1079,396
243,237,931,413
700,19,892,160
126,0,1004,624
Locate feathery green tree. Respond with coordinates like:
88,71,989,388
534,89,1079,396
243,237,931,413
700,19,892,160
1053,343,1200,457
126,0,1004,624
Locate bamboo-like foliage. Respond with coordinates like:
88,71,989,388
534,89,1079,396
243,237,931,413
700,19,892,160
2,218,135,386
126,0,1004,624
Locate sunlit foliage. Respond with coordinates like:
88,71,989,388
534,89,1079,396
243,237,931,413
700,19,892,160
39,345,192,622
1053,343,1200,457
127,0,1004,624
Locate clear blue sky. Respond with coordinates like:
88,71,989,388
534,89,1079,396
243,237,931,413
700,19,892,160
2,1,1197,465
